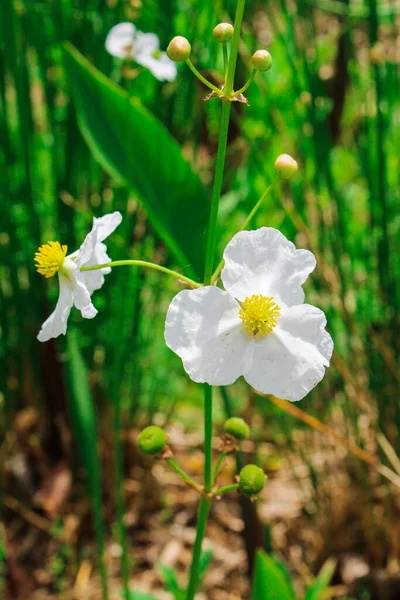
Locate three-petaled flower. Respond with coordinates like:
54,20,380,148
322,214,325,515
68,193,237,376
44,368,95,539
35,212,122,342
165,228,333,401
105,22,177,82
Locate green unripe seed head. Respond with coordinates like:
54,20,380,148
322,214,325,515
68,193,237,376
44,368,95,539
252,49,273,72
239,465,266,496
167,36,191,62
213,23,234,43
274,153,298,179
138,426,166,455
224,417,250,441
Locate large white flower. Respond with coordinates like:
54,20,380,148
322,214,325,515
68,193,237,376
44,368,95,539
165,228,333,401
35,212,122,342
105,22,177,82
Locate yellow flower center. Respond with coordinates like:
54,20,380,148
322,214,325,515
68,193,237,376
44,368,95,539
239,294,281,338
34,241,68,278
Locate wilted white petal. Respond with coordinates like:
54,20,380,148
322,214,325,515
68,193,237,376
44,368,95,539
135,32,160,56
37,276,74,342
105,22,136,58
75,211,122,267
221,228,316,307
72,273,98,319
139,52,177,81
165,287,254,385
244,304,333,401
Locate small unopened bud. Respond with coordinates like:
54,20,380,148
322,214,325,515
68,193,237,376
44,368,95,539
251,49,272,72
167,36,191,62
213,23,234,43
274,153,298,179
224,417,250,441
138,426,166,455
239,465,266,496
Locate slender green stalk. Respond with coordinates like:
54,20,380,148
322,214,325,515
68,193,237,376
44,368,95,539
224,0,246,95
185,58,223,94
222,42,229,79
185,497,212,600
212,453,227,484
80,260,201,289
166,458,203,493
211,181,277,284
114,397,130,600
234,69,255,96
203,385,213,493
203,100,232,284
214,483,239,496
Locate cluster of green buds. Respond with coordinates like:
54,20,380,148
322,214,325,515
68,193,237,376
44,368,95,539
137,417,266,500
166,22,272,104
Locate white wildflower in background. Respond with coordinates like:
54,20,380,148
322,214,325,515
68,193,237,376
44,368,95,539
105,22,177,82
35,212,122,342
165,228,333,401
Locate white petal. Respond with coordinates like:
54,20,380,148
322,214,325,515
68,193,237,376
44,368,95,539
164,286,254,386
244,304,333,401
80,242,111,294
136,52,177,81
135,32,160,56
75,211,122,267
37,275,74,342
221,228,316,308
72,272,98,319
105,23,136,58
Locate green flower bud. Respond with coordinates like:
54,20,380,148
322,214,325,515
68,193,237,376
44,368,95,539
274,153,298,179
138,426,166,455
239,465,266,496
251,49,272,72
224,417,250,441
167,36,191,62
213,23,234,43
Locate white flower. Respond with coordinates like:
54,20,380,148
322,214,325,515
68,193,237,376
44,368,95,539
105,22,177,82
164,228,333,401
35,212,122,342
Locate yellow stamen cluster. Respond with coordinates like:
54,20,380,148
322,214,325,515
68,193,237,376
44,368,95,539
239,294,281,338
34,241,68,278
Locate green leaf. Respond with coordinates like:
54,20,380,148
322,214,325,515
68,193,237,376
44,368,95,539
304,559,336,600
157,563,184,599
64,43,209,280
66,332,108,597
251,550,297,600
127,592,159,600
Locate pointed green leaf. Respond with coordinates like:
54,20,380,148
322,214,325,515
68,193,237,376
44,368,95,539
64,43,209,279
251,550,296,600
304,559,336,600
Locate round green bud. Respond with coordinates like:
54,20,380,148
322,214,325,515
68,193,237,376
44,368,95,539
167,36,191,62
239,465,266,496
213,23,234,43
274,153,298,179
223,417,250,441
138,426,166,455
251,49,273,72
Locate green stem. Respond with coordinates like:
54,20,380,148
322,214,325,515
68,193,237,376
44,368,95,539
185,58,223,95
203,385,213,492
224,0,246,95
214,483,239,496
222,42,229,79
212,453,227,484
203,100,232,284
114,397,130,599
166,458,203,493
211,180,276,284
80,260,201,289
234,69,255,96
185,497,212,600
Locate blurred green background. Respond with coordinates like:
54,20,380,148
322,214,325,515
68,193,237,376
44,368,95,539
1,0,400,598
